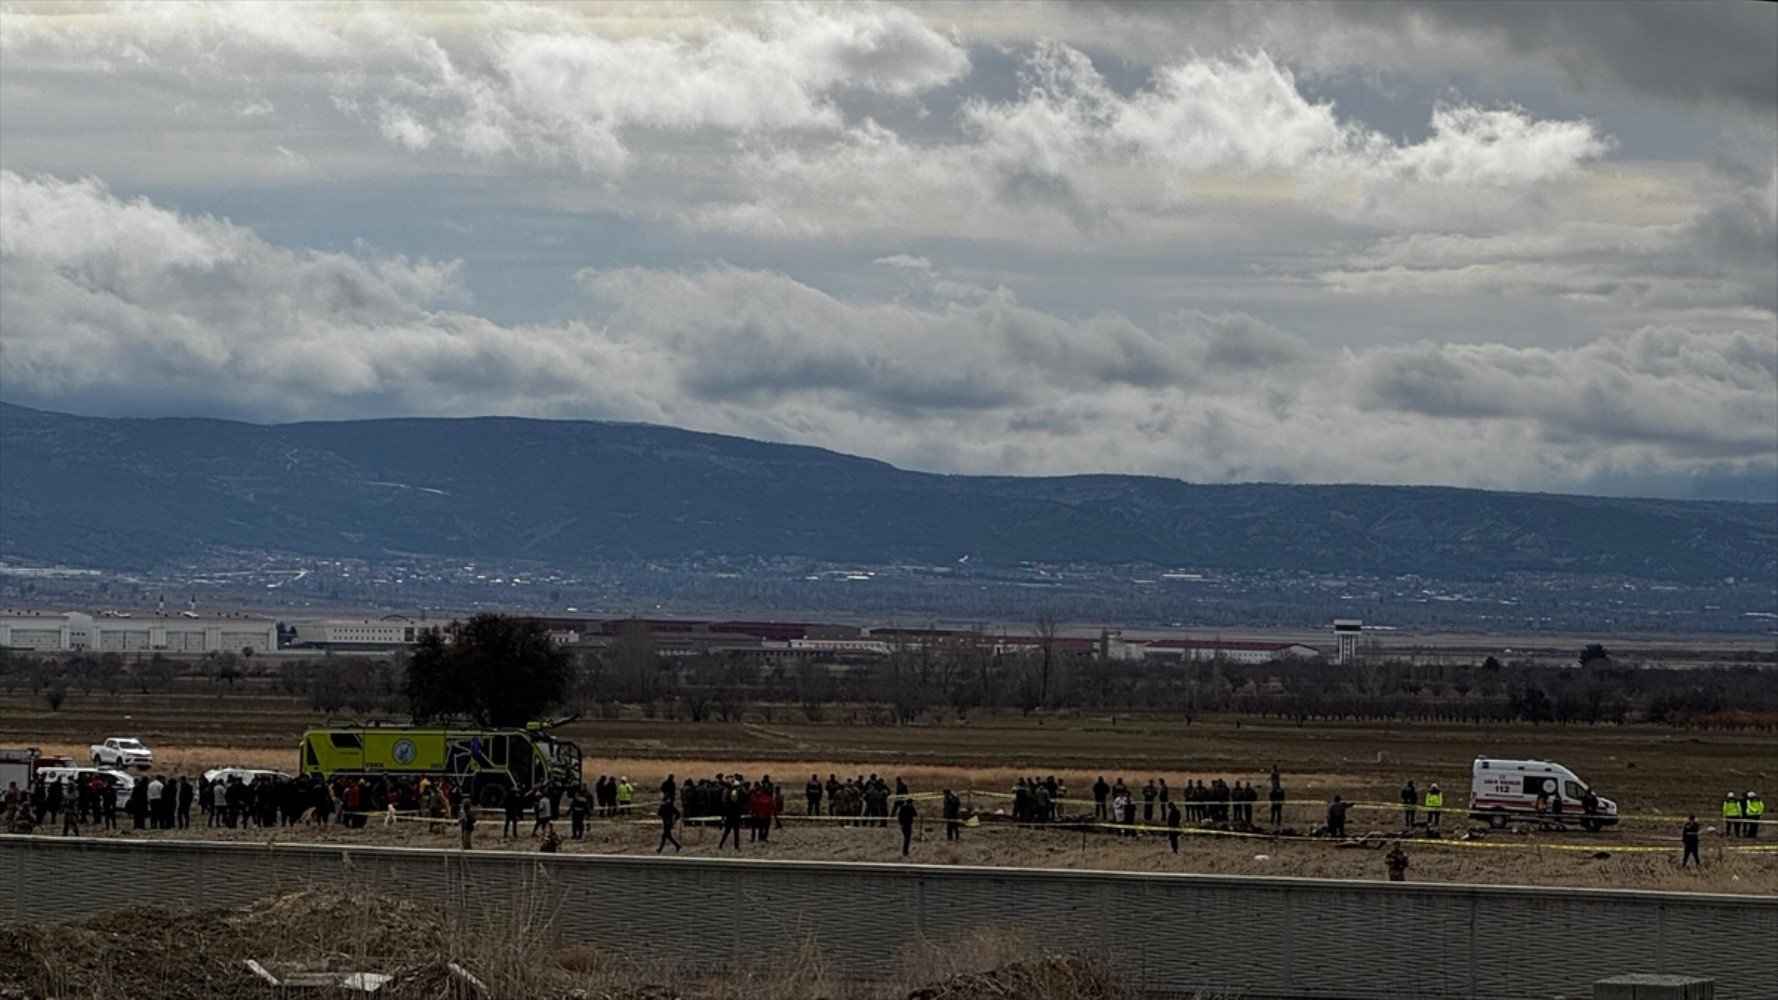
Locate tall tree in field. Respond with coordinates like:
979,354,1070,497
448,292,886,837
405,614,572,727
1033,612,1061,706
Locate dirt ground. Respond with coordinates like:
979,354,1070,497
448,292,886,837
30,793,1773,894
1,889,1128,1000
8,688,1776,894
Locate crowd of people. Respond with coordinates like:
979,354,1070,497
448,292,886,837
0,769,479,836
4,766,1763,871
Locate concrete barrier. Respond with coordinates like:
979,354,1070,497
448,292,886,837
3,836,1774,999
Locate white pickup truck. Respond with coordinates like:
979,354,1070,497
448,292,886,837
90,737,155,770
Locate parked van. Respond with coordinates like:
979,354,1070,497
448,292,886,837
1469,756,1618,830
34,766,136,803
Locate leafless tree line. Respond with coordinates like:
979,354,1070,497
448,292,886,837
5,631,1773,730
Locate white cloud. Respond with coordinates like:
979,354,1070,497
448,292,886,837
961,44,1610,199
0,4,1770,500
1,1,969,175
873,254,932,270
3,172,1769,497
693,42,1611,245
377,100,435,152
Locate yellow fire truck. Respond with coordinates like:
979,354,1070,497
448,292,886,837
298,718,582,807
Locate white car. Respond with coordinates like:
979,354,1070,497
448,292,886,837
36,766,136,802
90,737,155,770
202,767,290,786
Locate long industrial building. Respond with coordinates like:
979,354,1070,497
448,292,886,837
0,611,278,654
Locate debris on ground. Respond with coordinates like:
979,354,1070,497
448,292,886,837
905,955,1132,1000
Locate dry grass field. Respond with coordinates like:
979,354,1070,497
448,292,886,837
5,684,1775,894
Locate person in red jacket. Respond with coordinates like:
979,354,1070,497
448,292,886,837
748,785,775,843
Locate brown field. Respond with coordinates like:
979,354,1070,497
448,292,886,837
5,684,1775,894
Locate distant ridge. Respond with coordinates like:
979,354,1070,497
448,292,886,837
2,401,1772,581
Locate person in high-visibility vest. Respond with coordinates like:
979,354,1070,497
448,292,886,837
1424,784,1444,830
616,777,634,814
1744,791,1763,839
1722,792,1743,837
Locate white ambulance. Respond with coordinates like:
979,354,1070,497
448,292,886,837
1469,756,1618,831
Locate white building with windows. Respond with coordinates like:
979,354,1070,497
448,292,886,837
0,611,277,653
289,619,439,650
1142,639,1321,665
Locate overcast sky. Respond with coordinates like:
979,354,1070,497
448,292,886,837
2,1,1774,500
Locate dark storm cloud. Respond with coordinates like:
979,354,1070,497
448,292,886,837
1398,1,1778,112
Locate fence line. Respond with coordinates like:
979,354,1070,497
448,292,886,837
3,836,1774,999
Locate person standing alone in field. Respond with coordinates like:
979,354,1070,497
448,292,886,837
658,794,681,853
1681,815,1701,868
1269,780,1285,828
1385,843,1410,881
897,795,918,856
943,789,961,841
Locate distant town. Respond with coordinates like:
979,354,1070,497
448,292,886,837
3,604,1770,674
3,549,1773,643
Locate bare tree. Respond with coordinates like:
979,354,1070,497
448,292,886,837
1033,612,1061,707
605,620,660,702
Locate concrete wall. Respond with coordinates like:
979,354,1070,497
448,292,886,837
3,836,1773,999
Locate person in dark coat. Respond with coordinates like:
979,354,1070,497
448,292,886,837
943,789,962,841
569,785,590,840
1681,815,1701,868
126,781,148,830
502,786,523,839
177,777,194,829
896,797,918,857
658,796,681,853
719,782,745,851
1166,801,1182,854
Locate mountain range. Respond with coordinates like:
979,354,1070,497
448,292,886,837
2,401,1773,583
